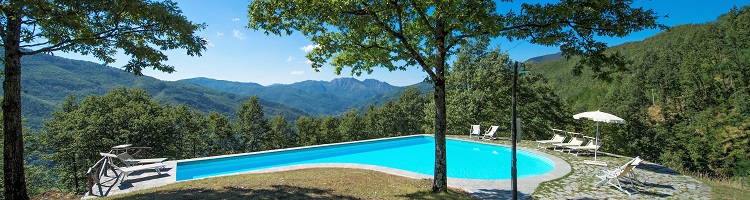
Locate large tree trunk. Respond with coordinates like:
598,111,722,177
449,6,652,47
431,19,449,192
2,10,31,200
431,77,448,192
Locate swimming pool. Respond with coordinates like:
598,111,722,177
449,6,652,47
176,135,555,181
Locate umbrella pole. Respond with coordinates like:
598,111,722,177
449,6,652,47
594,121,598,161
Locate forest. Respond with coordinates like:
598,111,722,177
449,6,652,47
532,6,750,180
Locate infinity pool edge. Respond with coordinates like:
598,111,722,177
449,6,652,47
175,135,570,180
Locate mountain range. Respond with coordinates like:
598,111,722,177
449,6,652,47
1,49,438,130
181,77,432,115
1,51,307,130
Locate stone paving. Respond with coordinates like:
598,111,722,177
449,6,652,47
471,136,712,199
84,161,177,199
85,135,712,199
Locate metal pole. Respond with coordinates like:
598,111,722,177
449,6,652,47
511,62,518,199
594,121,599,161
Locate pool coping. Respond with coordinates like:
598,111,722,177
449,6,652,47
84,134,571,199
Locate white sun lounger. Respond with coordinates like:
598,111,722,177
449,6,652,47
468,124,481,139
100,153,166,182
552,132,584,151
482,125,500,140
116,152,168,167
568,136,602,156
595,156,642,196
536,129,567,148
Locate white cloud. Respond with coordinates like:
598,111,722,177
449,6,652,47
216,32,224,37
233,29,245,40
232,18,240,21
299,44,320,52
290,71,305,75
286,56,295,62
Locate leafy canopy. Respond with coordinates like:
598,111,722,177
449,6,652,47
248,0,501,79
1,0,207,74
248,0,663,80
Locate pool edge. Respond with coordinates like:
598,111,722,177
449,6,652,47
175,135,571,198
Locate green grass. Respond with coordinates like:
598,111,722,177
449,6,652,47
104,168,476,200
697,177,750,200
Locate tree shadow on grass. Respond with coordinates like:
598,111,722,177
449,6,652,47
468,189,530,200
398,189,478,200
638,190,672,198
117,173,171,189
641,181,676,190
116,185,359,200
636,163,681,175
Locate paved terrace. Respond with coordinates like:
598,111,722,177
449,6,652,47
84,135,710,199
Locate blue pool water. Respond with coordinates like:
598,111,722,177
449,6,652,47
176,135,554,181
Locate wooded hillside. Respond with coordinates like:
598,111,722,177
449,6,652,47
531,6,750,178
0,51,307,130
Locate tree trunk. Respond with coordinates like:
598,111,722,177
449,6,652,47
431,18,449,192
2,9,30,200
431,77,448,192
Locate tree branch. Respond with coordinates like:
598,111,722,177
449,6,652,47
446,31,491,50
21,24,160,55
410,1,434,31
350,42,390,51
352,2,437,80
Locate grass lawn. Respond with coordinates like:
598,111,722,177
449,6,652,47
700,177,750,200
103,168,476,200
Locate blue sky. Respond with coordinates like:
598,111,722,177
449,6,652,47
57,0,750,86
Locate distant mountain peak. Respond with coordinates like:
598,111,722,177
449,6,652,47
332,77,360,81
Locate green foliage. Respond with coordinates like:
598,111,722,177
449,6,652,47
438,40,570,140
28,88,303,194
338,109,365,141
10,0,207,72
31,88,182,193
533,5,750,178
267,116,295,149
248,1,500,76
318,116,341,144
236,96,270,152
358,90,430,139
168,104,209,159
207,111,238,155
287,89,430,147
294,116,321,146
398,87,428,135
364,105,387,139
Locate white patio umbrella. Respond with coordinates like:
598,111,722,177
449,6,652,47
573,110,626,166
